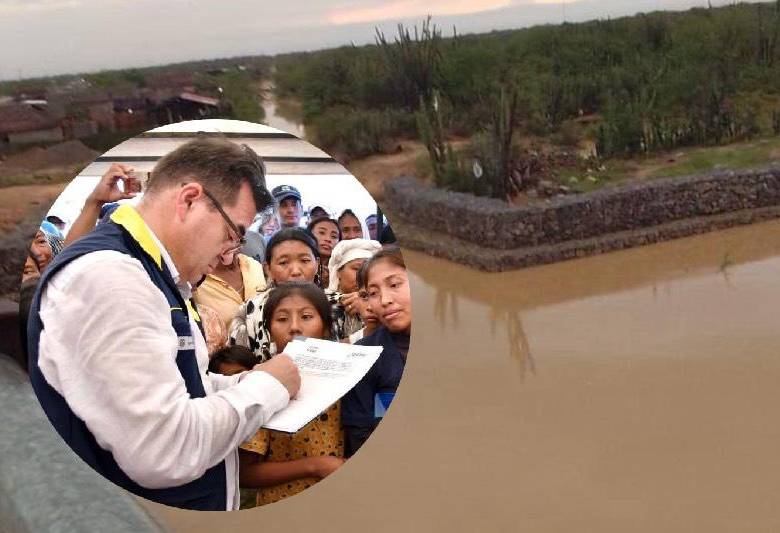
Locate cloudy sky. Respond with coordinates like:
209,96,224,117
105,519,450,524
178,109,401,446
0,0,754,80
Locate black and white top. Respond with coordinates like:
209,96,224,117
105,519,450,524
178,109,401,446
228,287,363,361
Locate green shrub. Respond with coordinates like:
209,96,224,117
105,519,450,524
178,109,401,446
310,107,415,159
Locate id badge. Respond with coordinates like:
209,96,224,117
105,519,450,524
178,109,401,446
374,392,395,418
177,336,195,351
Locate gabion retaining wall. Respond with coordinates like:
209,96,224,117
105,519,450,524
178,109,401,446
383,167,780,251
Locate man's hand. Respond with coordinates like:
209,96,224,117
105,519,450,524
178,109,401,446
254,354,300,399
87,164,140,207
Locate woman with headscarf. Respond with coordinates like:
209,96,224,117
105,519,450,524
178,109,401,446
337,209,364,240
327,238,381,341
30,221,63,272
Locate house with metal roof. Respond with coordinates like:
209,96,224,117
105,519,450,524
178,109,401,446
0,104,63,146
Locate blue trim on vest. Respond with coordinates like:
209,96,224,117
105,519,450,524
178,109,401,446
27,219,227,511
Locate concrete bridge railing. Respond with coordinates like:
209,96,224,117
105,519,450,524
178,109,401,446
0,354,164,533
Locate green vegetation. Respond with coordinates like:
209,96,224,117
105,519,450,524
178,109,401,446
274,2,780,199
310,106,413,159
647,138,780,178
206,70,265,123
86,69,147,91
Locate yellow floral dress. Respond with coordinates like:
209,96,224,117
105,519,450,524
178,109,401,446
240,402,344,506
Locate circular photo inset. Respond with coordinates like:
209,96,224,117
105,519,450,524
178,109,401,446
21,119,410,511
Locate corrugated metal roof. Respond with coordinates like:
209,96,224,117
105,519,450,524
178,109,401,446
0,104,57,134
178,92,219,106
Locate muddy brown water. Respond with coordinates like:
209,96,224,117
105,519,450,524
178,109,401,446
259,79,306,139
141,219,780,531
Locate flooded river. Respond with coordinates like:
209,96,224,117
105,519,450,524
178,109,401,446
258,79,306,139
144,219,780,531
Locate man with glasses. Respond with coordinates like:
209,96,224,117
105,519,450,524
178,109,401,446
27,137,300,511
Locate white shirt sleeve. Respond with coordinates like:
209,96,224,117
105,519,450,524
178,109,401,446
37,251,289,490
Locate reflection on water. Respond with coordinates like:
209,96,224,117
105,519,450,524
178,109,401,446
413,218,780,367
259,80,305,139
143,219,780,532
435,286,534,377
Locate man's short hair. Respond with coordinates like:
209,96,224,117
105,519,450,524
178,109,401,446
145,137,273,211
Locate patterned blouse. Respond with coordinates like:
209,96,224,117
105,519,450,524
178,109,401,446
240,402,343,507
228,286,363,361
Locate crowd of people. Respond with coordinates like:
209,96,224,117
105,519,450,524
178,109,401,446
21,137,410,510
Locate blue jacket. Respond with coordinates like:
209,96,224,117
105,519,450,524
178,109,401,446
27,205,227,511
341,326,408,456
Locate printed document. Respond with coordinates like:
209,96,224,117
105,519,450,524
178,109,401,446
263,337,383,433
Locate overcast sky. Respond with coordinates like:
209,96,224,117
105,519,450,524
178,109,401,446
0,0,757,81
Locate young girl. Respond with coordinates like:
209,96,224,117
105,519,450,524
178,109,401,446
348,274,380,344
237,281,344,506
207,345,258,376
342,246,411,457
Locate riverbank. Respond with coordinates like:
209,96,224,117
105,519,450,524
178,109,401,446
383,166,780,271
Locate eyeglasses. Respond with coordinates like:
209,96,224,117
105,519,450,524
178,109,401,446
201,187,246,253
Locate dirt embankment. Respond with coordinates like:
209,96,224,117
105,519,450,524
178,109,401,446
0,140,98,183
346,140,428,200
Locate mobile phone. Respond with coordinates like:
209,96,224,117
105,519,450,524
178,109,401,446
120,171,147,194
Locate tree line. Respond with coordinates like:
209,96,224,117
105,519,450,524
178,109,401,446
274,2,780,198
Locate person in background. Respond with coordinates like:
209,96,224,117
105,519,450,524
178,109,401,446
19,222,62,367
64,164,141,245
306,216,341,289
229,228,322,359
338,209,364,240
342,247,410,457
327,238,382,340
40,220,63,241
29,227,55,272
349,268,380,344
240,230,266,264
40,221,64,258
235,281,344,507
379,224,397,247
18,254,43,371
197,302,228,355
208,345,258,376
308,205,329,221
271,184,303,229
260,211,280,237
193,250,266,333
365,214,378,240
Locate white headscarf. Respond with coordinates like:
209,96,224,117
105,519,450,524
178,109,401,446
327,238,382,292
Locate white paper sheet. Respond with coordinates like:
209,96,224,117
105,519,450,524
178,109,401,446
262,337,383,433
